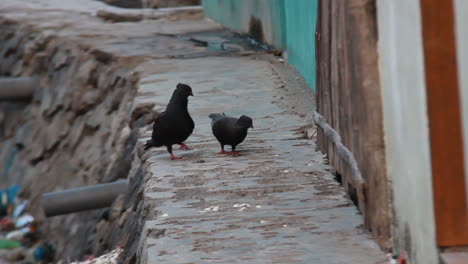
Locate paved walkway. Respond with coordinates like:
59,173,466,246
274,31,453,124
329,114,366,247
136,56,387,264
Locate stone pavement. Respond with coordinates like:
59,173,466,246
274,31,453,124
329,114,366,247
136,50,387,264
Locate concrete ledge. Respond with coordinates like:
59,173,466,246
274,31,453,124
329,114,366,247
441,252,468,264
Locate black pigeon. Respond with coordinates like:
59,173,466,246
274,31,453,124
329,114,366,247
144,83,194,160
208,113,253,156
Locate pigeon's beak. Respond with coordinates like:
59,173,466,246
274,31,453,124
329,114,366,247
189,91,194,96
250,125,254,129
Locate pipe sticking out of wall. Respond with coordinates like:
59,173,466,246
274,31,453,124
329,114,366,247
0,77,38,100
312,111,366,186
41,180,128,217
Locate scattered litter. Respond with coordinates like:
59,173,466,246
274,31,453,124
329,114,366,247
397,251,407,264
282,170,289,173
233,203,250,208
15,214,34,228
12,201,27,219
283,224,288,227
234,203,251,212
260,220,267,224
0,184,53,262
255,205,262,209
0,185,53,262
0,218,14,231
70,247,123,264
5,247,26,261
6,227,29,240
33,243,55,262
386,253,398,264
275,154,280,157
278,58,284,62
0,239,21,249
161,213,169,217
200,206,219,213
0,185,20,215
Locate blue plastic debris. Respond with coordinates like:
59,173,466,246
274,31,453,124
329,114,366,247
14,214,34,228
34,243,55,262
0,185,20,215
12,200,28,219
1,143,24,180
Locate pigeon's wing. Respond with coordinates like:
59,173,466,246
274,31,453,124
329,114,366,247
152,111,170,129
212,117,238,145
150,111,174,144
209,113,227,127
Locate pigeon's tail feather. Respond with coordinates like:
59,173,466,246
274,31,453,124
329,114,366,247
144,138,164,150
209,113,227,121
209,113,227,127
144,140,153,150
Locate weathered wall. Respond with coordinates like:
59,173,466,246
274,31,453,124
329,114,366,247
315,0,391,249
201,0,318,89
202,0,285,48
454,0,468,203
283,0,317,90
0,18,145,261
102,0,200,9
376,0,438,263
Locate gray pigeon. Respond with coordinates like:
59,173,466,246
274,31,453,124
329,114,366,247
208,113,253,156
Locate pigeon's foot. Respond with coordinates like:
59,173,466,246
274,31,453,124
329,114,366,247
229,151,240,157
179,143,190,150
171,154,183,160
218,150,228,154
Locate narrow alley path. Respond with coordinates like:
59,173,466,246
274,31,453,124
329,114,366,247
137,56,386,264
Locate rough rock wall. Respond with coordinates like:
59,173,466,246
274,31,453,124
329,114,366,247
0,18,147,261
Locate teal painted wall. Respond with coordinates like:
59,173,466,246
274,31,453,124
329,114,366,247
283,0,317,90
202,0,286,49
202,0,318,90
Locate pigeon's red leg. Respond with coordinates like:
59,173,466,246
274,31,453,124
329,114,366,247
167,145,182,160
228,146,240,156
179,143,190,150
218,145,227,154
171,154,183,160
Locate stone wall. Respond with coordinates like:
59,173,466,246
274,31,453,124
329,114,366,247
0,18,148,262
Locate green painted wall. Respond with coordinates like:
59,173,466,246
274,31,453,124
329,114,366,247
202,0,318,90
